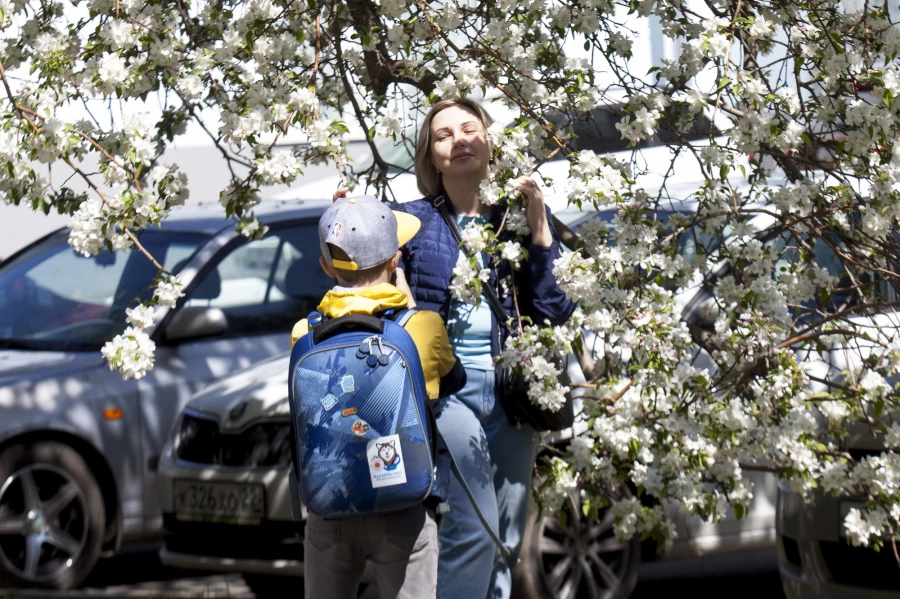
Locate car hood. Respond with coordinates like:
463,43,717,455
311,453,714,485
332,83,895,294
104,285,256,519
185,353,292,431
0,350,102,382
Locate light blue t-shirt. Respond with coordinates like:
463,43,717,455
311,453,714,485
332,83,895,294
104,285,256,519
447,215,495,371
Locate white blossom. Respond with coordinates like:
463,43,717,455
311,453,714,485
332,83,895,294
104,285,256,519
101,327,156,380
153,277,184,308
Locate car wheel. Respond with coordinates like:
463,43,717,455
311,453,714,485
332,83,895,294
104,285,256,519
0,442,105,590
514,487,640,599
242,573,300,598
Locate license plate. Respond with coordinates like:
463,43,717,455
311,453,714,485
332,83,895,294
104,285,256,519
174,480,265,525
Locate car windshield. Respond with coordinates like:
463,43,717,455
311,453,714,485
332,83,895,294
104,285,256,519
0,230,208,352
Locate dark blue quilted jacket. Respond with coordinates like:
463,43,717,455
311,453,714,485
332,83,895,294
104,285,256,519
393,194,575,504
396,195,576,356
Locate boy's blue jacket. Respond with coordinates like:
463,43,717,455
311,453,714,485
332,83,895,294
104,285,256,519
396,196,576,356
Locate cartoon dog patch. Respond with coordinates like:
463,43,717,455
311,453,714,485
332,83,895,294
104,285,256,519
366,434,407,488
376,440,401,471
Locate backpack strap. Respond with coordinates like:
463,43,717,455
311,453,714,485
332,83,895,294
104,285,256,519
393,307,419,328
311,314,384,344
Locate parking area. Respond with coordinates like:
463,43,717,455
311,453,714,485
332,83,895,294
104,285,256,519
0,545,785,599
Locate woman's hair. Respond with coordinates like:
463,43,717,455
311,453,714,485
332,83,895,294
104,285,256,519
414,98,493,197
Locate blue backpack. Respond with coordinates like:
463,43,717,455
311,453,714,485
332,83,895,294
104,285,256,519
288,309,436,518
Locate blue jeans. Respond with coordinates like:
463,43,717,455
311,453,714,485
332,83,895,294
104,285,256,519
434,369,538,599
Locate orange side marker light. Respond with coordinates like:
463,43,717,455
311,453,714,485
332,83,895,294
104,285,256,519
104,408,123,420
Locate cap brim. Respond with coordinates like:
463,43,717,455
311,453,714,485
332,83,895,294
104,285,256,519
393,211,421,247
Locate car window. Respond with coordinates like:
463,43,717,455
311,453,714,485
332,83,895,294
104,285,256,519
184,223,333,337
0,231,208,351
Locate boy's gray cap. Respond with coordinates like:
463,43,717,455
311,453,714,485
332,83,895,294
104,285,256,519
318,195,421,271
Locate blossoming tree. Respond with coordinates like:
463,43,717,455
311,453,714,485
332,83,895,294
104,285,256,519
2,0,900,553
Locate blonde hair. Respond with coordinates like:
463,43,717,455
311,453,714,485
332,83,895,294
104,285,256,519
414,98,493,197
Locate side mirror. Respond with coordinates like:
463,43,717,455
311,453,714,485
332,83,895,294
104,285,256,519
164,306,228,342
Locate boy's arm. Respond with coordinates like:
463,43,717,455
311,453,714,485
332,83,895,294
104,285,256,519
405,311,466,399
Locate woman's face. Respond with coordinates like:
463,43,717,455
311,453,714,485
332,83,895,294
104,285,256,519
429,105,491,182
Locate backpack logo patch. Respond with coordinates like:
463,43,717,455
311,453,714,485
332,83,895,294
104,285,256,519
340,375,355,394
351,419,370,436
341,407,357,417
367,435,407,488
321,394,338,410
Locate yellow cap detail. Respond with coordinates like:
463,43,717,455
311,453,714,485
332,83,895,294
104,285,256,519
393,211,421,247
348,198,357,204
331,258,359,271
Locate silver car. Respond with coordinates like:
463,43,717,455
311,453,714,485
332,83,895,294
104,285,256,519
0,199,334,590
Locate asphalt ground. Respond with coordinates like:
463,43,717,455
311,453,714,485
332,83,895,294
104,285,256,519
0,545,785,598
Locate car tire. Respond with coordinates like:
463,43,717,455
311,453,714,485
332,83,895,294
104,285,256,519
242,573,301,598
513,486,640,599
0,441,105,590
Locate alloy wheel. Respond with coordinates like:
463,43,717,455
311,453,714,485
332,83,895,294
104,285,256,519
537,491,638,599
0,463,88,584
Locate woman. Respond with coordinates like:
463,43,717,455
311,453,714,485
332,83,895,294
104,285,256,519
396,98,575,599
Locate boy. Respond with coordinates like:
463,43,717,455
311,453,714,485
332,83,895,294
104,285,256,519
291,195,465,599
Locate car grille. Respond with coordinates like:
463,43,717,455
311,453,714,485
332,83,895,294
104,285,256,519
176,413,293,467
820,540,900,590
163,515,304,561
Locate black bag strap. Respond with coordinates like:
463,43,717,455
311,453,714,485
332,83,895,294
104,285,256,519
434,196,513,332
449,452,513,564
311,314,384,344
433,196,514,566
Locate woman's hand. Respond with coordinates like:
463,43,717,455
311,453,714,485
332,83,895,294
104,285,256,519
333,187,349,202
510,176,552,247
394,267,417,308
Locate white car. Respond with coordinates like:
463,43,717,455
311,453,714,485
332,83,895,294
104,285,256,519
275,102,742,213
777,310,900,599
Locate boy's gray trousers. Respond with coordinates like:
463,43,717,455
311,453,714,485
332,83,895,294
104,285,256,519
303,503,438,599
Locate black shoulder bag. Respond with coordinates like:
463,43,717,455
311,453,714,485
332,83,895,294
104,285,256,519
435,197,577,432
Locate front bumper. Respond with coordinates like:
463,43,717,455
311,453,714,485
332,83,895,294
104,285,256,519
777,483,900,599
159,515,305,576
160,549,303,576
158,442,305,573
